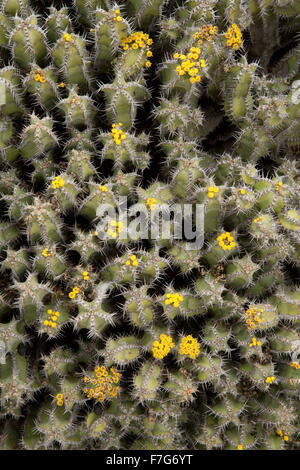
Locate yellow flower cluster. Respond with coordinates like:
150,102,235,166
44,309,60,328
173,47,206,83
152,334,175,359
41,248,52,257
265,376,276,384
249,337,262,347
82,271,90,281
254,216,263,223
239,188,247,195
63,33,72,42
179,335,200,359
111,123,127,145
56,393,64,406
207,186,219,198
121,32,153,67
224,24,243,50
193,25,219,42
83,366,121,402
58,82,65,88
106,220,123,238
51,176,65,189
275,181,283,192
121,31,153,50
245,307,263,330
217,232,236,251
125,254,139,267
113,8,122,22
68,286,80,299
34,72,46,83
146,197,157,210
99,185,108,192
236,444,244,450
277,429,289,441
290,362,300,369
164,293,184,308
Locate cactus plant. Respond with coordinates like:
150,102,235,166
0,0,300,452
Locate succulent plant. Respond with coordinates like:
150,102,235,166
0,0,300,451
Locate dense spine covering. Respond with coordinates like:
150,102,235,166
0,0,300,450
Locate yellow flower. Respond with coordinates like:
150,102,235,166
68,287,80,299
224,24,243,50
179,335,200,359
111,124,127,144
164,292,184,308
249,337,262,347
290,362,300,369
207,186,219,198
121,32,153,54
236,444,244,450
217,232,236,251
274,181,283,192
99,185,108,192
146,197,157,210
106,220,123,238
193,25,219,42
83,366,121,402
63,33,72,42
51,176,65,189
125,254,139,267
265,376,276,384
42,248,52,257
277,429,289,441
245,307,263,329
44,309,60,328
34,72,47,83
152,334,174,359
173,45,206,82
56,393,64,406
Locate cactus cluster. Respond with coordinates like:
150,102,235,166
1,0,300,451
